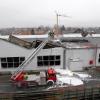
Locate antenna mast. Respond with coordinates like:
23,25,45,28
55,11,70,35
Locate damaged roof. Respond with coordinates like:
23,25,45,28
0,35,62,49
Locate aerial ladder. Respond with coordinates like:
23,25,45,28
11,39,48,81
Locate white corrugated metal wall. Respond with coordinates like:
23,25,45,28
65,48,95,71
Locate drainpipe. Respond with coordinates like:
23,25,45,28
63,47,66,69
94,44,97,67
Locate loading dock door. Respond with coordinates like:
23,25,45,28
69,58,83,71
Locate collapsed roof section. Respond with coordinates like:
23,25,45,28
8,35,33,49
0,35,95,49
0,35,61,49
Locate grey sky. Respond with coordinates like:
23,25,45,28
0,0,100,28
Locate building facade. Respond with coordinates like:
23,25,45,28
0,34,100,72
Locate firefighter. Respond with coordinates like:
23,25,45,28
48,31,54,40
47,68,57,86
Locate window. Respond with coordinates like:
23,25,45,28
98,54,100,63
37,56,42,60
37,55,61,66
49,56,54,60
1,58,6,62
1,63,7,68
1,57,25,68
14,57,19,62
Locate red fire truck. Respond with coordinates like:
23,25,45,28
11,32,60,88
11,68,57,88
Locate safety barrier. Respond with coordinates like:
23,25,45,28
0,85,100,100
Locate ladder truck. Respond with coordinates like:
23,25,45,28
11,32,57,88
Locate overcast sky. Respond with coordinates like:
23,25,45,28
0,0,100,28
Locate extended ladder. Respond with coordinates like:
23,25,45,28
11,39,48,80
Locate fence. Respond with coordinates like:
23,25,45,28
0,85,100,100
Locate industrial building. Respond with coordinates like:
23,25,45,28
0,33,100,72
